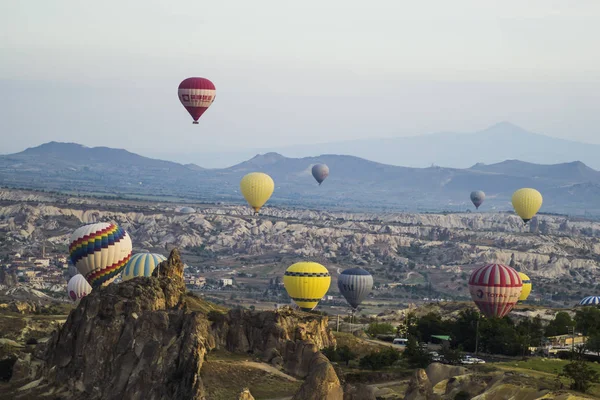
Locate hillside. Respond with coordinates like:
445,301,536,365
2,142,600,215
255,122,600,171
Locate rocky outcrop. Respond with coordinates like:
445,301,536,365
210,306,335,378
237,388,255,400
404,368,438,400
35,249,211,400
291,352,343,400
425,362,468,386
343,383,376,400
2,248,340,400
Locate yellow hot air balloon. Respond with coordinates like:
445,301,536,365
518,272,532,302
240,172,274,214
283,262,331,311
512,188,543,223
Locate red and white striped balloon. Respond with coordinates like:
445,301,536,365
178,77,216,124
468,264,523,318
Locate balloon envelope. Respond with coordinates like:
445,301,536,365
337,267,373,309
470,191,485,209
512,188,543,223
283,262,331,311
312,164,330,185
178,77,216,124
240,172,275,213
69,222,132,289
122,252,167,281
580,296,600,306
67,274,92,301
179,207,196,214
468,264,522,318
518,272,532,302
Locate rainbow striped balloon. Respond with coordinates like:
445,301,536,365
69,222,132,289
122,252,167,281
468,264,522,319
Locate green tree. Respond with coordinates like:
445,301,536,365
438,343,463,365
585,334,600,357
575,307,600,335
560,360,600,393
402,336,432,368
450,309,480,352
545,311,575,337
366,322,395,336
415,312,449,342
359,347,401,370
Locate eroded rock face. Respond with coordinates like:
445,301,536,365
292,352,343,400
4,248,341,400
36,249,210,400
404,368,438,400
210,306,335,378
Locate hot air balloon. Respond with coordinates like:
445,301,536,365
67,274,92,302
69,222,133,289
67,259,78,279
468,264,522,318
283,262,331,311
121,252,167,281
179,207,196,214
337,267,373,309
579,296,600,306
312,164,329,186
518,272,532,302
512,188,543,224
470,191,485,209
240,172,274,214
178,77,216,124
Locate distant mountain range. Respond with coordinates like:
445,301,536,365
160,122,600,170
1,141,600,216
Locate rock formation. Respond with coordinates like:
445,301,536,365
2,248,341,400
291,352,343,400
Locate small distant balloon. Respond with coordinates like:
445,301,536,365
512,188,543,224
518,272,532,302
579,296,600,306
312,164,330,185
178,77,216,124
67,274,92,302
240,172,274,214
470,191,485,209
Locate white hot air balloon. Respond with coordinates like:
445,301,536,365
68,222,132,289
67,274,92,301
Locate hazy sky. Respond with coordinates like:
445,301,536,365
1,0,600,163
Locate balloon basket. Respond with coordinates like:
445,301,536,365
192,121,199,124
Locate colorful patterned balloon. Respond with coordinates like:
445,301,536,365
468,264,522,318
69,222,132,289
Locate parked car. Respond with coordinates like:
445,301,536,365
461,355,485,365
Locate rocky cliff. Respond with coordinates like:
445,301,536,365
2,249,340,400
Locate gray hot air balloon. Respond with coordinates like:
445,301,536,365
470,190,485,209
337,267,373,309
311,164,330,185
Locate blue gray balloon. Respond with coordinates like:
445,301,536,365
337,267,373,309
311,164,330,185
470,191,485,209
